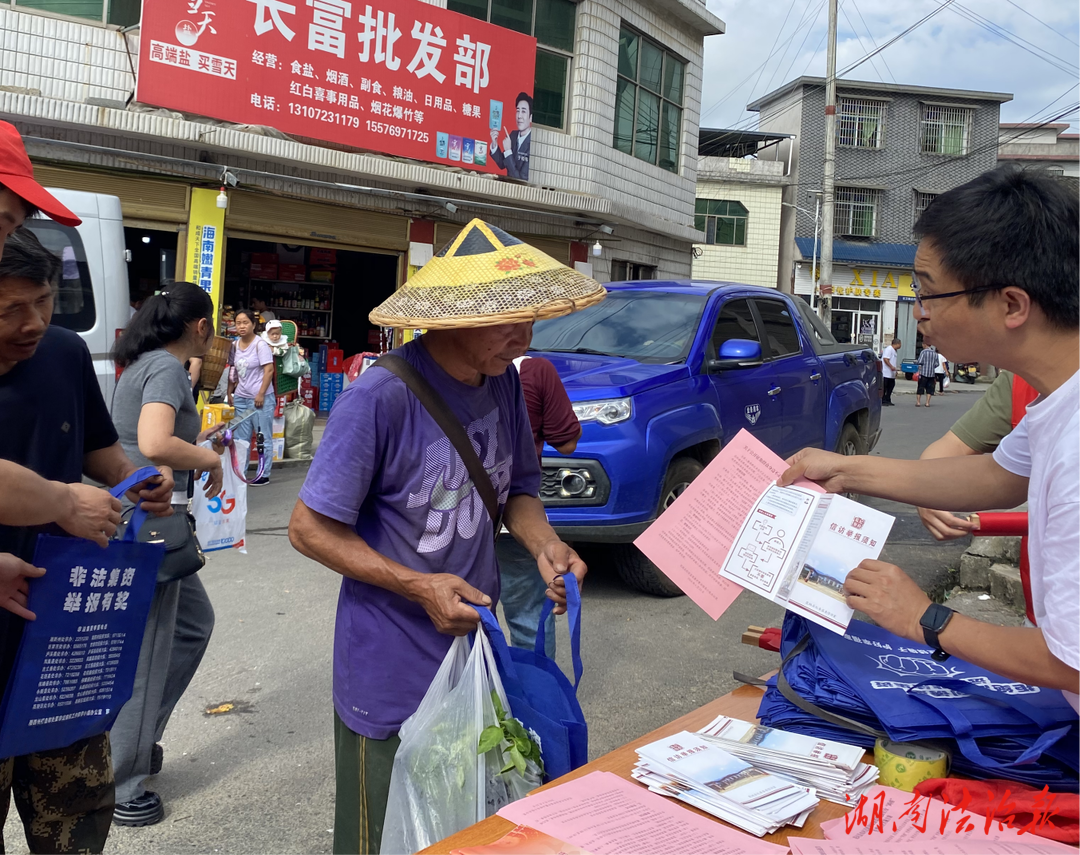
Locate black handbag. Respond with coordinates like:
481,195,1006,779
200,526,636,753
116,473,206,584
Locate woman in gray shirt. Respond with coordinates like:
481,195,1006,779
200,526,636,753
109,282,225,827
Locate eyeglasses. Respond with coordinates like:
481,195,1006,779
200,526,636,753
911,272,1006,312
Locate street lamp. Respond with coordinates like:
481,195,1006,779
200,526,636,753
783,191,822,313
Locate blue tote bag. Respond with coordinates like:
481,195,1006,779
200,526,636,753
477,573,587,782
0,467,165,759
758,614,1079,788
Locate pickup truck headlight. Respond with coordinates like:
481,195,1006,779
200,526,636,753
572,397,632,425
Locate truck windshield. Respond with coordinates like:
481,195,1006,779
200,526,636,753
531,290,707,364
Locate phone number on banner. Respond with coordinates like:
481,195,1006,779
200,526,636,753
288,103,360,128
365,121,430,143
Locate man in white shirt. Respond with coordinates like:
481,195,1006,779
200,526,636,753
880,338,899,406
780,166,1079,708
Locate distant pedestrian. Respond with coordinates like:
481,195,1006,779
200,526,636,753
881,338,900,406
936,351,948,393
916,344,938,407
499,356,582,657
227,309,276,485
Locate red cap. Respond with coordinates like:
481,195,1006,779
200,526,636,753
0,121,80,227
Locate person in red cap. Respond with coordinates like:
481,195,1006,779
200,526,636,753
0,120,80,259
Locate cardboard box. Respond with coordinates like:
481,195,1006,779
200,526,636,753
326,349,344,373
279,263,307,282
272,416,285,439
201,403,234,431
272,437,285,462
251,252,278,265
249,263,278,280
301,387,319,410
321,372,344,394
310,248,337,265
309,268,335,282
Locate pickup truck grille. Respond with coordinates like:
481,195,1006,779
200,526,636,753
539,458,611,506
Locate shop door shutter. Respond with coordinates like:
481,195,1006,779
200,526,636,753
32,166,189,223
227,192,408,250
434,223,569,264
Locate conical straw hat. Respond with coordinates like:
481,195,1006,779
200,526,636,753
369,219,606,329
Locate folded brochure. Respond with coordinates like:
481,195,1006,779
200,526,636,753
634,429,894,634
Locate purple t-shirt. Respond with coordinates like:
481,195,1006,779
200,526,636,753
230,338,273,399
298,339,541,739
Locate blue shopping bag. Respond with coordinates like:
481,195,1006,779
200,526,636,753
477,573,587,782
0,467,165,759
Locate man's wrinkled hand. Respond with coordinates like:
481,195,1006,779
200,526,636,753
58,483,122,548
537,539,586,615
843,559,931,642
917,507,978,541
0,553,45,620
126,468,175,518
779,448,851,493
414,573,491,636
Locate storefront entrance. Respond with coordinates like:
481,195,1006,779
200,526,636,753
221,238,399,359
830,297,882,351
125,227,178,304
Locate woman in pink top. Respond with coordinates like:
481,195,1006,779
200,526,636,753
227,308,276,484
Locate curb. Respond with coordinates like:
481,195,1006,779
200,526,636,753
958,536,1025,613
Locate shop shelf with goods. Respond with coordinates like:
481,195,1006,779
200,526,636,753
247,277,335,341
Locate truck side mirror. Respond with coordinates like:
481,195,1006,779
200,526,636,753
708,339,762,372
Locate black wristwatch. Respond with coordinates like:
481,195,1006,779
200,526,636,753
920,604,955,661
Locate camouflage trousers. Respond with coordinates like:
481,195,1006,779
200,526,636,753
0,732,114,854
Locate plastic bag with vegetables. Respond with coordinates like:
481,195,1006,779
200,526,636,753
381,626,542,855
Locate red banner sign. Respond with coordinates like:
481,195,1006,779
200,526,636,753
137,0,538,180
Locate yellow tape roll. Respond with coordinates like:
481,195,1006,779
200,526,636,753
874,738,950,792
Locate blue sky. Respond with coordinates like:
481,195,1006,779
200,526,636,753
698,0,1079,134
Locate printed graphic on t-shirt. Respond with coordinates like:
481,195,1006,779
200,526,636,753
407,408,512,553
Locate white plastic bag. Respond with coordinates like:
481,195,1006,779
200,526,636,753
192,439,248,554
381,628,540,855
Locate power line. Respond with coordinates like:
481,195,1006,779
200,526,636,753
942,1,1078,76
850,0,897,83
1002,0,1078,48
840,1,889,84
762,0,829,102
747,0,802,109
837,0,956,78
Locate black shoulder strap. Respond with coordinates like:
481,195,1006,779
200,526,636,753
776,634,886,739
375,354,501,532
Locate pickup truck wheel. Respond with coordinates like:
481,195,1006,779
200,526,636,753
836,422,867,457
613,457,703,597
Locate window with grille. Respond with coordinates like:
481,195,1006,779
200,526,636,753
613,25,687,173
11,0,138,26
448,0,576,129
913,191,938,226
694,199,749,246
920,105,972,155
834,188,878,237
837,98,886,148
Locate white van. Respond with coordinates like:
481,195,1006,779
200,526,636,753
23,189,129,401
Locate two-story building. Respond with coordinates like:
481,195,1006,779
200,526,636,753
0,0,722,357
998,123,1079,180
748,77,1011,359
690,128,789,288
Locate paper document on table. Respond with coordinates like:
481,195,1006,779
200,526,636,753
818,785,1076,852
633,430,799,620
496,770,788,855
450,824,593,855
719,485,894,634
789,837,1065,854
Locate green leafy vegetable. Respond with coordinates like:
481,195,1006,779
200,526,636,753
477,689,544,778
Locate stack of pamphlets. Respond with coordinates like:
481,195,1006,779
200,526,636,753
632,730,820,837
697,715,880,805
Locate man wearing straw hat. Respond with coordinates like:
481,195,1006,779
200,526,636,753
290,219,603,854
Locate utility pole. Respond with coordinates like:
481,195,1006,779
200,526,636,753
818,0,838,325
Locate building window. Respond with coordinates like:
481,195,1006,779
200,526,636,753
613,25,686,173
837,98,886,148
920,105,972,156
11,0,138,25
448,0,575,129
834,187,879,237
694,200,748,246
913,190,938,226
611,260,657,280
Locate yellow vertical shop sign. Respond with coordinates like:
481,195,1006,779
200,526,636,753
184,188,227,324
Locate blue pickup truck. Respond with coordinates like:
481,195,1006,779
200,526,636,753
527,281,883,596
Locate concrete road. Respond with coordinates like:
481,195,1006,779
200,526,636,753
3,389,985,855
